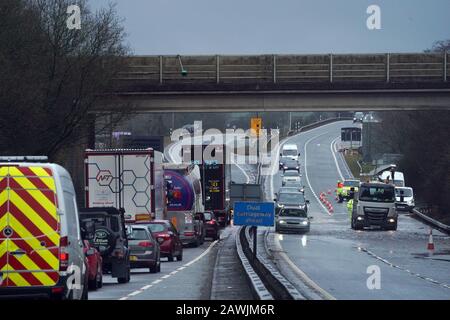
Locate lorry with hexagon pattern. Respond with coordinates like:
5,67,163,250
84,148,166,223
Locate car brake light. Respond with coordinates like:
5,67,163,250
184,231,195,236
138,241,153,247
59,236,69,271
158,233,171,239
206,219,216,225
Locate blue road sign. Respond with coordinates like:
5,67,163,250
233,201,275,227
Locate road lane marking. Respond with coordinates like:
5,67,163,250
118,239,219,300
128,290,143,297
303,132,333,215
141,285,153,290
274,233,336,300
330,136,345,181
183,239,219,267
170,270,178,275
360,247,450,290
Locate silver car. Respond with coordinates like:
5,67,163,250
128,225,161,273
275,207,312,234
282,170,301,186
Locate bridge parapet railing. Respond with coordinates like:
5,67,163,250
115,52,449,88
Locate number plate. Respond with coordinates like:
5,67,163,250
130,256,138,261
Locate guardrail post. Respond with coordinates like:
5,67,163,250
386,53,390,83
444,51,448,82
159,55,163,84
329,54,333,83
273,55,277,83
216,55,220,84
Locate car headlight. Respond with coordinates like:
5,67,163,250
279,220,286,224
296,166,299,169
283,166,288,169
277,203,284,208
302,221,308,226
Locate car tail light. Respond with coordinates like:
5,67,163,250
206,219,216,225
138,241,153,247
59,236,69,271
158,233,171,239
184,231,195,236
51,287,64,294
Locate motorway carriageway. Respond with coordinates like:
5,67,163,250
91,133,253,300
266,120,450,300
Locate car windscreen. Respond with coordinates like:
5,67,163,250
284,171,299,177
147,223,166,233
278,193,305,203
344,180,359,187
279,208,307,217
395,188,413,197
130,228,149,240
359,186,395,202
282,150,297,156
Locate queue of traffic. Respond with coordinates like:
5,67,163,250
0,147,227,300
274,144,312,234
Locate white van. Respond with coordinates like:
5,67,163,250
379,171,405,187
281,144,299,162
0,157,87,300
395,187,415,212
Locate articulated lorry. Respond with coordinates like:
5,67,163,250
164,163,205,246
84,148,166,223
185,143,231,227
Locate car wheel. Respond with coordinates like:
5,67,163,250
81,280,89,300
118,265,131,284
88,277,98,290
168,252,174,262
149,263,158,273
176,251,183,262
97,271,103,289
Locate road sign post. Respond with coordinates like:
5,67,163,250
233,201,275,261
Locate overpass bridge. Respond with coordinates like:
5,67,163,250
98,53,450,112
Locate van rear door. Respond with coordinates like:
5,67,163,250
0,165,60,288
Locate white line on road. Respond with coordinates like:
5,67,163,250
117,240,219,300
303,132,333,215
330,136,345,181
183,239,219,267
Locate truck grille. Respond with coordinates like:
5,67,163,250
364,207,388,223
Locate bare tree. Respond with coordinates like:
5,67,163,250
0,0,131,159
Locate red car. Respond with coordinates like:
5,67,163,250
139,220,183,262
204,211,220,240
83,240,103,290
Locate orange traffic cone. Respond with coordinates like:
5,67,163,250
427,229,435,251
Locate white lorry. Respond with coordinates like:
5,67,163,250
84,148,166,223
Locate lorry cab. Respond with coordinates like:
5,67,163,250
0,157,87,300
351,182,397,231
281,144,300,162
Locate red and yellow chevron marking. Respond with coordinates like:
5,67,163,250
0,165,60,287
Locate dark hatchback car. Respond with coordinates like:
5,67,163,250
274,191,310,214
281,159,300,173
203,211,220,240
128,225,161,273
139,220,183,262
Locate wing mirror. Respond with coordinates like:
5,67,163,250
306,200,310,204
308,216,314,220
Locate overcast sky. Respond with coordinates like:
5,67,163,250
89,0,450,55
